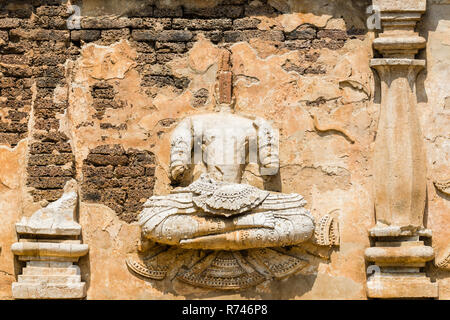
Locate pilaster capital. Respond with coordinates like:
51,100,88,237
372,0,427,57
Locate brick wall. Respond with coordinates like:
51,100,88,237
81,145,156,223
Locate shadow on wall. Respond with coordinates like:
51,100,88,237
128,257,321,300
420,0,450,32
78,251,91,299
72,0,371,32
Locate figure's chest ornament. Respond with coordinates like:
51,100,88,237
176,174,270,217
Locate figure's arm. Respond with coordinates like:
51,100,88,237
254,118,280,176
170,118,193,181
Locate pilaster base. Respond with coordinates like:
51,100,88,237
12,261,86,300
365,227,438,299
366,273,438,299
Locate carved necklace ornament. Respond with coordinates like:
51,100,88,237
127,50,339,290
180,174,270,217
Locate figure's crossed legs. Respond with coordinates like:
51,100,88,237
144,211,314,250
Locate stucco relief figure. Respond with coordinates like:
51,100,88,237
127,51,339,290
140,103,316,250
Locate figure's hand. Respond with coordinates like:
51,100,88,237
234,212,276,229
257,212,276,229
170,164,187,181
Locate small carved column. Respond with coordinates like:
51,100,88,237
11,180,89,299
365,0,438,298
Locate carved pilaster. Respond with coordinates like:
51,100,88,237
371,59,427,230
11,180,89,299
365,0,438,299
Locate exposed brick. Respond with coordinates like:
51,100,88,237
0,30,8,42
317,29,348,41
128,18,172,30
91,144,125,155
82,189,102,202
86,154,129,166
0,54,30,65
92,99,124,115
27,166,74,177
36,5,69,17
118,176,153,189
155,52,185,64
233,18,261,30
127,189,153,202
192,88,209,107
101,29,131,43
136,52,157,65
81,146,156,222
0,132,22,145
184,6,243,19
47,16,67,29
0,122,28,133
223,30,284,42
115,166,146,178
81,17,130,29
132,29,193,42
10,28,69,41
285,25,317,40
0,100,27,110
132,41,155,53
5,110,28,121
71,30,101,42
285,40,312,50
28,154,74,166
191,30,223,43
100,123,127,130
34,98,62,109
138,63,171,76
33,54,67,66
82,165,115,178
172,18,232,30
221,0,247,3
1,87,32,99
32,65,65,78
0,18,21,29
27,176,71,189
36,77,63,88
142,74,190,90
33,131,69,143
91,85,116,99
84,178,121,189
0,77,21,88
0,63,32,78
312,39,346,50
7,4,33,19
103,188,127,202
29,142,72,154
31,189,64,202
128,150,156,165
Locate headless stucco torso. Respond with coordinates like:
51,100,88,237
175,111,259,184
